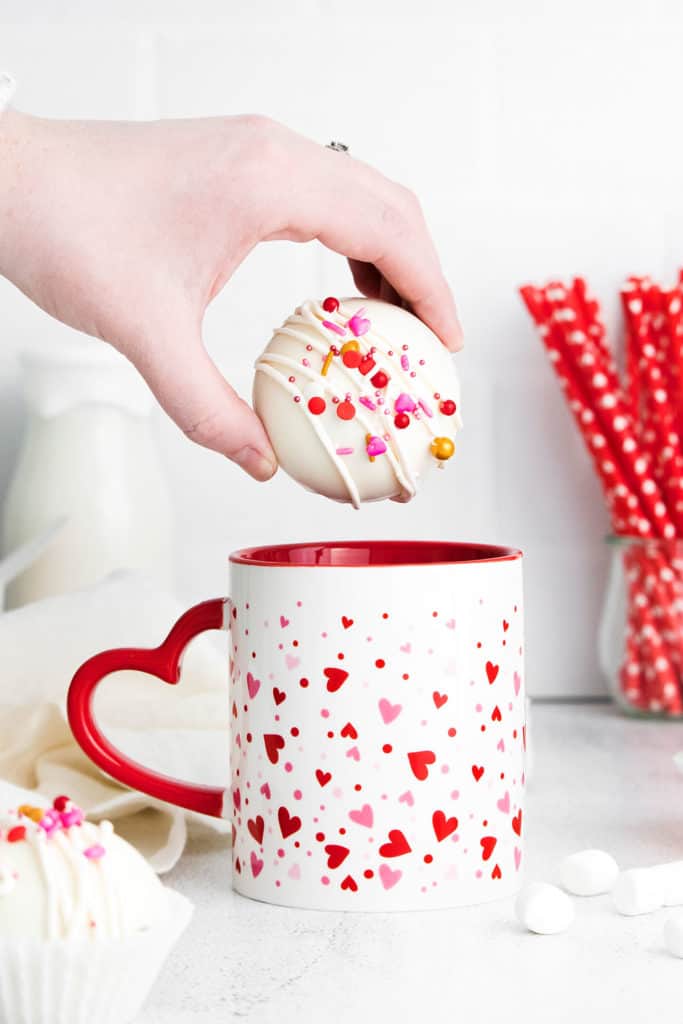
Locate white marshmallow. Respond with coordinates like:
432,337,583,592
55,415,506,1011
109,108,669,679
664,913,683,958
613,865,674,916
515,882,575,935
558,849,619,896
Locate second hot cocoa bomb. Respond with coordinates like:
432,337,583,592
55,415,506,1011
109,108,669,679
253,297,462,507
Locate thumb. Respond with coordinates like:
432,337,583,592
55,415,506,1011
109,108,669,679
124,321,277,482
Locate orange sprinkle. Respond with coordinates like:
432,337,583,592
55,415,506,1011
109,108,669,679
18,805,43,823
321,349,334,376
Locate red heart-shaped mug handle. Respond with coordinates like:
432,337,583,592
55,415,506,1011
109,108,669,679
67,598,229,817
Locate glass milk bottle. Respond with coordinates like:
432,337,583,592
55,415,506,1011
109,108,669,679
2,342,175,608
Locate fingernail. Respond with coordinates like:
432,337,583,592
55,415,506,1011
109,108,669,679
232,446,277,481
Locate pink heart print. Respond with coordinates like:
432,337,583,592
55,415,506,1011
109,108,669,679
378,698,402,724
349,804,374,828
379,863,402,890
497,791,510,814
246,672,260,699
346,746,360,761
398,790,414,807
280,615,289,628
400,642,412,653
285,653,300,670
513,671,521,696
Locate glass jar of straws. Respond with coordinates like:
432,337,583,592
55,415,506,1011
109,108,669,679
600,536,683,717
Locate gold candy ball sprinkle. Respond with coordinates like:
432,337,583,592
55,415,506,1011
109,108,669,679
340,340,360,354
430,436,455,461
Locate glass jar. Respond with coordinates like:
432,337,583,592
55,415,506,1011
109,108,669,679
2,342,175,609
599,536,683,717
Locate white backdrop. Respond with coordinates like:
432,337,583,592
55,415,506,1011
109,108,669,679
2,0,683,697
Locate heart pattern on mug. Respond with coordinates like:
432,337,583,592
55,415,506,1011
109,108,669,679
229,590,524,906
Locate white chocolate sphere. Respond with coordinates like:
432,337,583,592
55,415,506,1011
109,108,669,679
253,297,462,507
0,801,166,940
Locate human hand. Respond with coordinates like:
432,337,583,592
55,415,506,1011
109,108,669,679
0,111,462,480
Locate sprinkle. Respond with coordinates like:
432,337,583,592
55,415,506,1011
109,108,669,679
52,796,71,813
395,393,417,414
83,844,106,860
321,349,335,376
371,371,389,389
348,314,371,337
293,396,301,403
439,399,456,416
322,296,340,313
39,809,62,836
302,358,310,367
358,355,376,376
337,400,356,421
394,413,410,429
366,435,387,459
336,447,354,456
340,340,360,354
308,396,326,415
401,354,410,371
418,399,433,418
322,319,346,337
359,396,377,411
18,805,44,824
342,349,362,369
60,807,85,829
6,826,26,843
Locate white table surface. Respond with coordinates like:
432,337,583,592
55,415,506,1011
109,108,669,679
141,702,683,1024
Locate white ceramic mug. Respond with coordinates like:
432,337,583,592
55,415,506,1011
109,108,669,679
68,540,525,912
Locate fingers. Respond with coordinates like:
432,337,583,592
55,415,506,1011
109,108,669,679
124,319,277,482
280,139,464,351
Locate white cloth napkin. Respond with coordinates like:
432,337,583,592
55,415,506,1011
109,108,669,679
0,571,230,872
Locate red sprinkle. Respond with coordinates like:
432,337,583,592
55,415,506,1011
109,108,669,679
307,396,326,415
322,296,340,313
394,412,410,429
337,401,356,421
358,355,376,376
371,371,389,389
53,796,71,812
342,349,362,369
440,399,457,416
7,826,26,843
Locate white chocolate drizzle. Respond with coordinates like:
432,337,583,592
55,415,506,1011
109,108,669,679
255,299,460,508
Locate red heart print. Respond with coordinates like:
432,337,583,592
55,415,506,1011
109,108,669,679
341,616,354,629
522,725,527,750
248,816,264,845
341,722,358,739
480,836,497,861
234,856,241,873
278,806,302,839
379,829,412,858
491,705,502,722
250,851,263,878
280,615,289,628
472,765,484,782
232,788,241,810
432,811,458,842
503,620,509,632
273,687,286,706
512,810,522,836
232,701,238,718
492,864,502,880
486,662,499,684
407,750,436,781
316,769,332,787
432,691,448,709
324,667,349,693
231,606,237,620
324,844,350,869
264,734,285,765
341,874,358,892
247,672,260,699
260,783,271,799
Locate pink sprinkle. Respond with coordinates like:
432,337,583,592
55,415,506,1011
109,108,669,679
366,436,387,457
418,399,433,417
359,396,377,411
336,447,354,456
60,808,84,829
401,354,410,371
39,810,62,836
322,319,346,337
83,844,106,860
